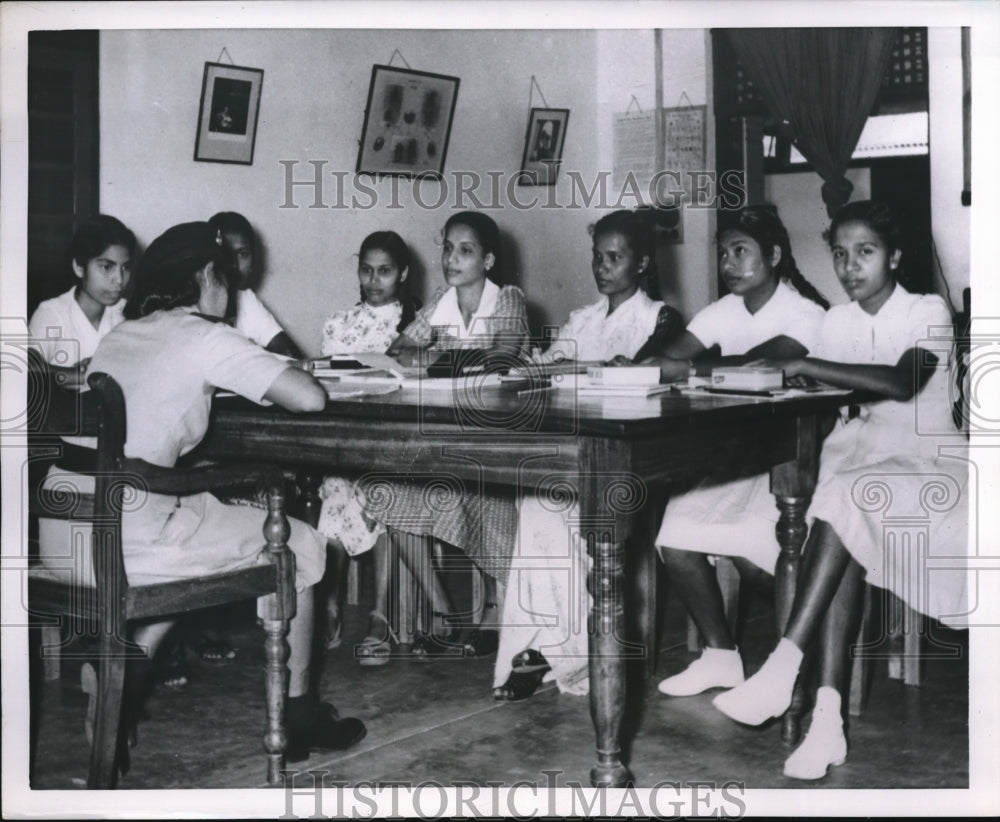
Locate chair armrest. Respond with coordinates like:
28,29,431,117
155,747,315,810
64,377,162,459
119,459,286,497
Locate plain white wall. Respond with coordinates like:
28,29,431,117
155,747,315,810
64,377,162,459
100,27,717,354
100,28,609,355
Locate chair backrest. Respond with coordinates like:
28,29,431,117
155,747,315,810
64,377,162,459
29,372,133,612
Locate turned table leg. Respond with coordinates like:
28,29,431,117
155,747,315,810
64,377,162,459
770,414,819,746
587,531,630,787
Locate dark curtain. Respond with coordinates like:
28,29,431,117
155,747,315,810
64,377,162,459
726,28,899,216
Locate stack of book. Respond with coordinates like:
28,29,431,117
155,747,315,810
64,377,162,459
575,366,670,397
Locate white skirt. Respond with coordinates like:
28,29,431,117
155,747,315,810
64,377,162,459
655,471,781,574
38,469,326,591
808,417,969,627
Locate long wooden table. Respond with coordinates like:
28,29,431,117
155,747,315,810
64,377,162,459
200,380,845,786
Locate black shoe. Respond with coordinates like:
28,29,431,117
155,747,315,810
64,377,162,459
492,650,551,701
286,701,367,762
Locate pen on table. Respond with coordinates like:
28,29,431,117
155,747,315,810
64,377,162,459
517,383,556,396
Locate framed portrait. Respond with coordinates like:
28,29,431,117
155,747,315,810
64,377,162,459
517,107,569,186
194,62,264,165
356,64,460,178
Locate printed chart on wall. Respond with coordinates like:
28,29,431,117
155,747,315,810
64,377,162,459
613,105,706,206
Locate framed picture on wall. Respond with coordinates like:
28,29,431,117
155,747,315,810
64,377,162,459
357,64,460,178
517,107,569,186
194,62,264,164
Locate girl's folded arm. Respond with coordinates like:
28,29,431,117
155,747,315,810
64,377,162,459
385,331,426,365
635,329,708,381
794,347,938,401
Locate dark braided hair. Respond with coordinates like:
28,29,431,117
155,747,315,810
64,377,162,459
717,204,829,309
589,209,661,300
824,200,906,287
208,211,255,250
357,230,419,333
125,222,232,320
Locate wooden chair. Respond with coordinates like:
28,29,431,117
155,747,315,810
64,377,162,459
28,372,296,788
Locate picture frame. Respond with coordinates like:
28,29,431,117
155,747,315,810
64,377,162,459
356,64,460,178
194,62,264,165
517,107,570,186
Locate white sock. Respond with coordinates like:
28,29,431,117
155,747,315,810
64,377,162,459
712,637,803,725
784,686,847,780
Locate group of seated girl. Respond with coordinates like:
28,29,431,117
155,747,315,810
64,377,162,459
28,198,968,783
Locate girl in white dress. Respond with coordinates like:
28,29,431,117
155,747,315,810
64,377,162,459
644,205,829,699
40,222,366,770
208,211,303,358
29,215,136,384
712,201,968,780
315,231,420,663
493,209,685,700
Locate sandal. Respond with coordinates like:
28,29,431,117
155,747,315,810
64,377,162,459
411,612,465,660
458,602,500,658
198,639,238,664
493,650,551,701
459,627,499,659
354,611,398,667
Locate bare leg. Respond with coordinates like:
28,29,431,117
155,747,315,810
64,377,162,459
713,519,855,725
785,520,855,650
324,539,349,648
369,534,391,631
287,585,314,698
658,547,744,697
132,620,176,658
783,556,865,779
662,546,734,649
816,556,866,692
397,534,453,616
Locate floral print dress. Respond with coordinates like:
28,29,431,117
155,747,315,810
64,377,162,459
317,300,403,555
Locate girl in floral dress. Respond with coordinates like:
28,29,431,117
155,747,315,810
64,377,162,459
316,231,420,662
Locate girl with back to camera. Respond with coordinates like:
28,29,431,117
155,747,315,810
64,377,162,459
641,205,829,700
493,208,685,700
316,230,421,663
711,201,968,780
38,222,366,775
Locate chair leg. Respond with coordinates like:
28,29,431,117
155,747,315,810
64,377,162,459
259,612,291,784
888,597,922,687
627,502,659,677
40,623,62,681
848,585,874,717
259,473,295,784
87,649,126,789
